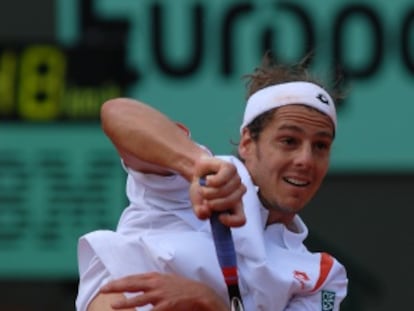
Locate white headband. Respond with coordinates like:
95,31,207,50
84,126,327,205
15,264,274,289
240,81,337,133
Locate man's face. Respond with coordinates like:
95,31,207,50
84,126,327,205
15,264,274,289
238,105,334,225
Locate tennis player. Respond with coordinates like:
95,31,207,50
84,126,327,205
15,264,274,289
76,54,348,311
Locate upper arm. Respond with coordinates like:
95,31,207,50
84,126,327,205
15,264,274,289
119,148,173,175
87,293,135,311
101,98,206,180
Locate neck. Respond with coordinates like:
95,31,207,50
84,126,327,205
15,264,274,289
257,191,296,226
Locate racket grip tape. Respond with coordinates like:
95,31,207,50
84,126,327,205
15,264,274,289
210,212,238,282
199,177,244,309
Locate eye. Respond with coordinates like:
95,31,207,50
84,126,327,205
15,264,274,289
281,137,297,146
314,141,330,151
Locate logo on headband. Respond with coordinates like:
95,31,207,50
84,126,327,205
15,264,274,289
316,94,330,105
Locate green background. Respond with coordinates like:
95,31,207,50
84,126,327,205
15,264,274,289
76,0,414,172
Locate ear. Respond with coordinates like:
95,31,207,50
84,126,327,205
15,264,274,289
238,127,253,160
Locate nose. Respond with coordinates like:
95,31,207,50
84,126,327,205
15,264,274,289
293,144,314,169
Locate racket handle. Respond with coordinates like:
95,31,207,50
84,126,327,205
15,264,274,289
210,213,239,284
199,177,244,309
199,177,239,283
211,213,244,309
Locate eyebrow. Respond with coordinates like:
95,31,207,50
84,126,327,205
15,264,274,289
278,124,334,139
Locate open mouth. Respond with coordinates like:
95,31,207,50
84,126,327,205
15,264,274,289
283,177,310,187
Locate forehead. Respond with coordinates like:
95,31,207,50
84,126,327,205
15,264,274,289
270,105,335,137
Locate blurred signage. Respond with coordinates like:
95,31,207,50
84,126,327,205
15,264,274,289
0,0,136,277
87,0,414,172
0,44,124,121
0,126,125,277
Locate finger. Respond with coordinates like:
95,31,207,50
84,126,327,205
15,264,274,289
100,274,154,293
202,183,246,213
218,203,246,227
195,205,211,220
197,163,239,190
193,156,230,182
200,173,243,200
204,163,238,188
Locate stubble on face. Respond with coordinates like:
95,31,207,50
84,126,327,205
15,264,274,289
242,105,334,226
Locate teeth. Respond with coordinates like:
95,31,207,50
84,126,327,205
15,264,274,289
284,177,309,187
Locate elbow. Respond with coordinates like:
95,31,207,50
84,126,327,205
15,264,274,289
100,98,124,136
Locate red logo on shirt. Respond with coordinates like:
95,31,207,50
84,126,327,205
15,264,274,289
293,270,310,289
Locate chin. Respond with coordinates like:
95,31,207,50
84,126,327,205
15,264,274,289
279,199,305,213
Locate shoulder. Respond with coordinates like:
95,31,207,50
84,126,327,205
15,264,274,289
287,252,348,311
312,252,348,293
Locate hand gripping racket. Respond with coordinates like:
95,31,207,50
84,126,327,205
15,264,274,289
199,177,245,311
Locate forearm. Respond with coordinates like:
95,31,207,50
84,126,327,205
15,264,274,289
101,98,209,180
99,272,231,311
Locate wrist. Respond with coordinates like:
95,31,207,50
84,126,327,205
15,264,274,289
178,149,212,182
